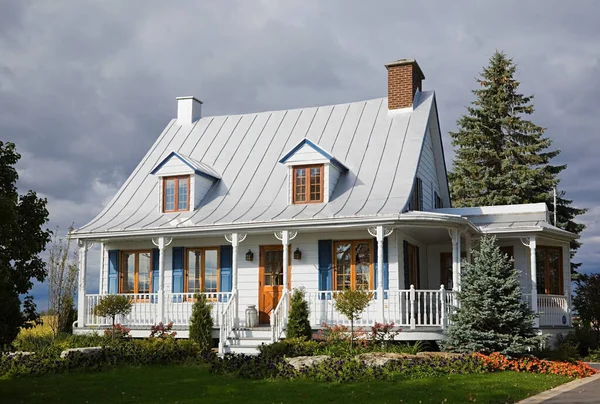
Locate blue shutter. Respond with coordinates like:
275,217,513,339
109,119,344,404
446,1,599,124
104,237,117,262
318,240,333,299
152,248,159,293
220,245,232,293
172,247,184,293
108,250,119,294
403,240,409,289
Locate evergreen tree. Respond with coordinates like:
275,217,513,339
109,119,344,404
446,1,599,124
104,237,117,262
286,288,312,340
449,51,586,273
189,294,213,352
441,236,538,356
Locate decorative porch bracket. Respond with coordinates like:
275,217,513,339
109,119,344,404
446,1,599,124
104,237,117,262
224,232,247,326
274,230,298,293
368,226,394,323
520,236,539,327
152,236,173,324
76,240,95,329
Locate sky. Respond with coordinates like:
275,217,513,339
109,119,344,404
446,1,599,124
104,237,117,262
1,0,598,310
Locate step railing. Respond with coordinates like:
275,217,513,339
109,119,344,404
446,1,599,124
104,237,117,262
219,291,237,354
271,289,290,343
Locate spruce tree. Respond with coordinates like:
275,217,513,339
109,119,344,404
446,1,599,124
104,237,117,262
189,294,213,352
449,51,586,273
286,288,312,340
441,236,538,356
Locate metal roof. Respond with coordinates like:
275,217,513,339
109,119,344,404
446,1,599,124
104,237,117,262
75,92,436,236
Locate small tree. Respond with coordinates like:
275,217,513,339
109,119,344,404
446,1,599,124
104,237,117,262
441,235,538,356
334,289,372,348
189,294,213,352
47,226,79,336
573,273,600,344
93,295,132,340
286,288,312,340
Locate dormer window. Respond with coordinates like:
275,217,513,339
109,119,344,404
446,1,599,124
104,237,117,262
293,164,324,204
163,176,190,212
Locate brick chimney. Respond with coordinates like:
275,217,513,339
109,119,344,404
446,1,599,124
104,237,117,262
385,59,425,110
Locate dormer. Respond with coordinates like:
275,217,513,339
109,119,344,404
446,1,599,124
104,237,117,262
151,152,220,212
279,139,348,204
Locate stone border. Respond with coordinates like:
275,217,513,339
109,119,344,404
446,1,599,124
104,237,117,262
517,372,600,403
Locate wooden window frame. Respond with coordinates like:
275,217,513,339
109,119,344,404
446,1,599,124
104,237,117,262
184,247,221,298
536,245,564,295
292,164,324,204
119,250,153,297
162,175,191,212
333,240,374,291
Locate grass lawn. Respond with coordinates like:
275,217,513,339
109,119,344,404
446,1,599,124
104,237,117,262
0,365,570,404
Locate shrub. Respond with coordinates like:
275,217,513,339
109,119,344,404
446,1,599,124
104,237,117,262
189,294,213,352
333,290,372,348
149,322,177,339
104,324,131,339
286,288,312,340
93,295,132,340
370,322,400,348
475,352,598,379
573,273,600,345
258,337,318,359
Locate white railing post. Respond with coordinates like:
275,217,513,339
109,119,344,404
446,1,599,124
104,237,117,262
410,285,416,330
440,284,446,330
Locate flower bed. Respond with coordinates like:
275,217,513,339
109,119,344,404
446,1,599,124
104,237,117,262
475,352,598,379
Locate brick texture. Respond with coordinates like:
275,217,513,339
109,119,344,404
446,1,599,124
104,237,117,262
386,61,423,110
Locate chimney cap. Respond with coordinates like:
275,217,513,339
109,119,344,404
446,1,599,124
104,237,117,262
384,59,425,80
176,96,203,104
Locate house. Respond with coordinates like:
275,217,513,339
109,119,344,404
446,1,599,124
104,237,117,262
72,59,576,353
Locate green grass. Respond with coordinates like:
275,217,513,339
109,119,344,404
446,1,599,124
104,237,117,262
0,365,570,404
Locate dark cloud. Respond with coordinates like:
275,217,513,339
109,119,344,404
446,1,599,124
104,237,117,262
1,0,599,306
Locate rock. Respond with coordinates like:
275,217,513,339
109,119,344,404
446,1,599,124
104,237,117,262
285,355,329,370
60,346,103,359
356,352,418,367
3,351,35,358
416,352,464,359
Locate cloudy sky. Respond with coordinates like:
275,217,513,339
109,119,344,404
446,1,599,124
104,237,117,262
2,0,598,308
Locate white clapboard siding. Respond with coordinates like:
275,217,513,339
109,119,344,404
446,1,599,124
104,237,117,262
416,128,440,211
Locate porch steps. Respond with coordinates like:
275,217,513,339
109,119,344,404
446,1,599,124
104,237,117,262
224,326,276,355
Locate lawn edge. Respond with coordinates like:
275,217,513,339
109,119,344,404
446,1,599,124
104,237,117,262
517,372,600,404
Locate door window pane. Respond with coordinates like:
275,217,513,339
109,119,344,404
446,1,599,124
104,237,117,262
536,248,547,294
335,243,352,290
138,252,151,293
548,249,561,295
355,243,370,290
122,253,135,293
205,250,218,293
187,250,202,293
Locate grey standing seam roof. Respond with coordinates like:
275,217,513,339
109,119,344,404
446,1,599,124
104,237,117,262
75,92,435,235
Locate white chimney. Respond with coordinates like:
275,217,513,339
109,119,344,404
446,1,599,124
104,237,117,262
176,96,203,124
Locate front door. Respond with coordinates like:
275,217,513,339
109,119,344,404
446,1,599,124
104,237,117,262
259,245,290,324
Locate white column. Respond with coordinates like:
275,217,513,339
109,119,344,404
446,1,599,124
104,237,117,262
529,236,539,327
99,242,105,295
450,230,459,292
77,240,89,329
376,225,385,322
456,231,462,292
225,232,247,327
281,231,290,292
153,237,172,325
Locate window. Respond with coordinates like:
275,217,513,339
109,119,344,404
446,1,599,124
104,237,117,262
434,191,443,209
439,251,465,290
120,251,153,294
185,248,220,293
293,164,324,204
334,240,373,290
408,178,423,211
536,246,563,295
163,176,190,212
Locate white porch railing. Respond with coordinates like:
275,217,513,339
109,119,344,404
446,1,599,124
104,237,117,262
85,292,232,328
165,292,232,327
306,287,455,330
219,291,237,354
85,293,159,327
271,289,290,342
538,294,569,327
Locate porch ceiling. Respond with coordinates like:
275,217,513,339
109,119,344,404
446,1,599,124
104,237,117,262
400,226,451,245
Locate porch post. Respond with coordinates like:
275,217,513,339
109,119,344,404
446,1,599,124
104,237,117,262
368,226,393,324
529,236,539,327
274,230,298,294
99,242,105,294
153,237,172,325
225,232,247,327
76,240,91,329
456,232,462,292
450,229,458,292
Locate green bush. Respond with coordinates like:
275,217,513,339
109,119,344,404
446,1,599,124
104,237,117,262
93,295,132,340
189,294,213,352
333,289,372,348
258,337,319,359
286,288,312,340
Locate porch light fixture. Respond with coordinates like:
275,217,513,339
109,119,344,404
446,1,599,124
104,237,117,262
245,249,254,262
293,248,302,260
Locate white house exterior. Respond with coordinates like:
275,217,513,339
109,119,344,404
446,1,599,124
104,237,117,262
72,59,575,353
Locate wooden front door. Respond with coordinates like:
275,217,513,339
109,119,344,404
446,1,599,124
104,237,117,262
407,243,420,288
259,245,291,324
